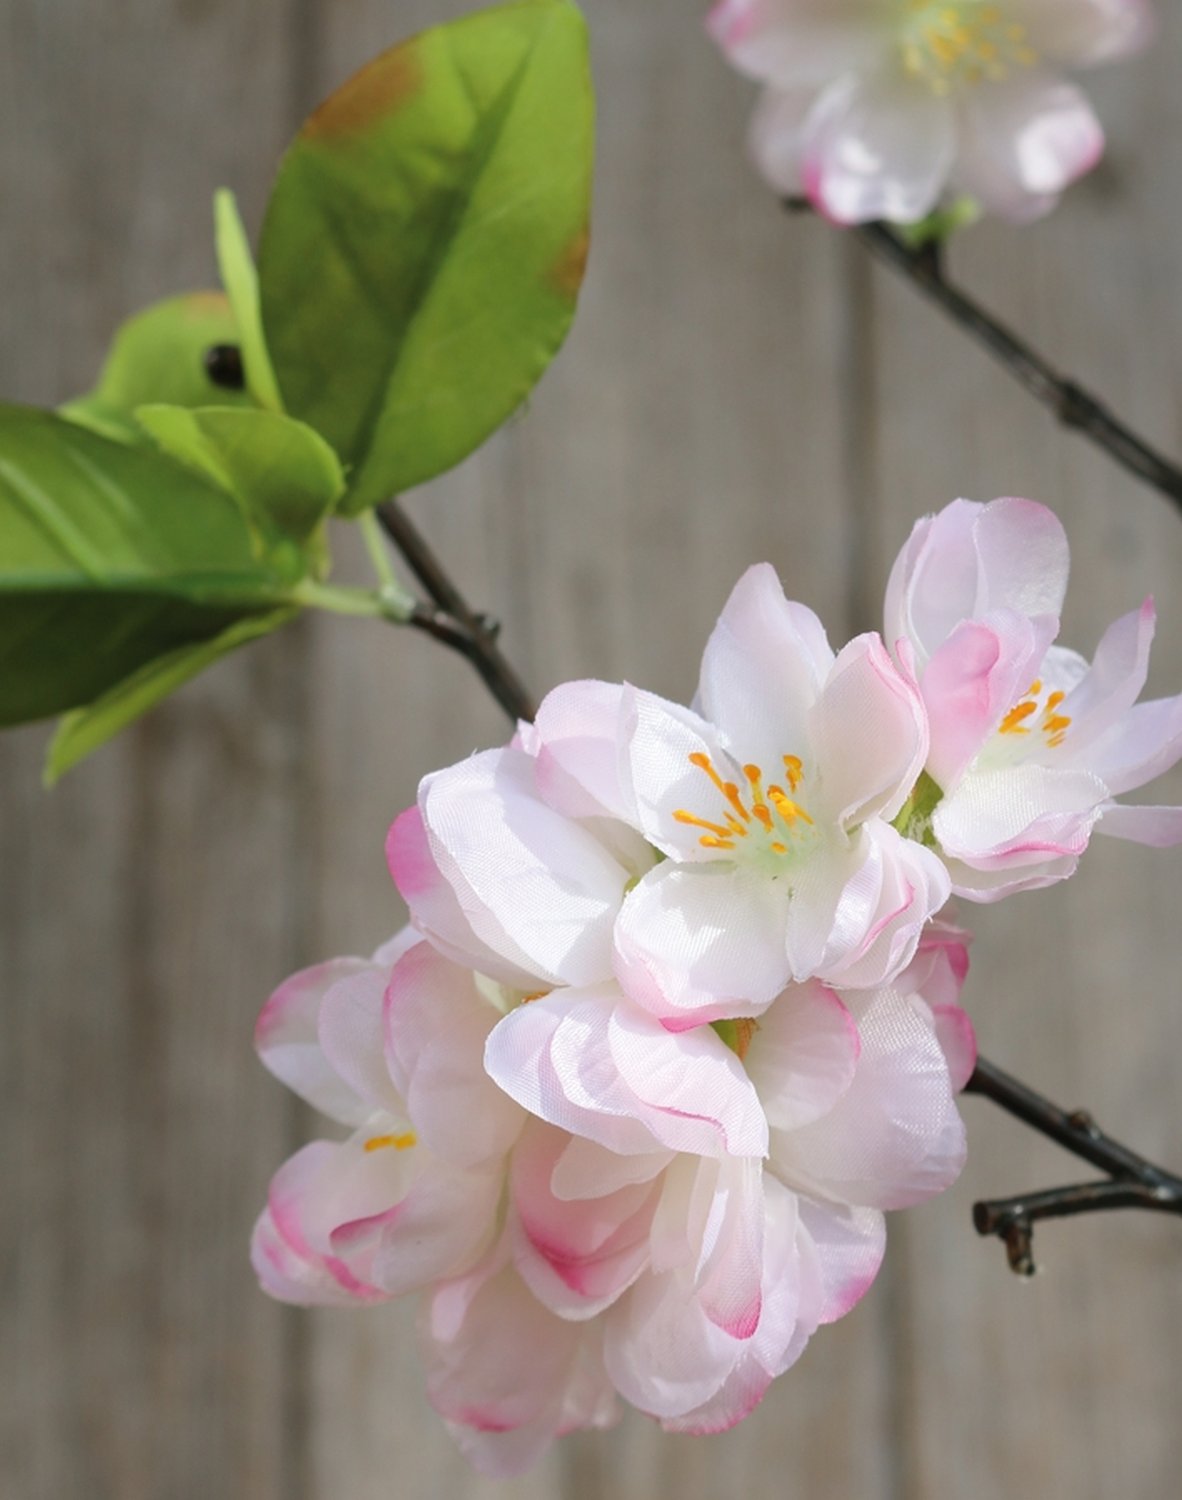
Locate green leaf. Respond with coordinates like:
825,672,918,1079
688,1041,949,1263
0,404,300,726
134,404,344,562
44,608,296,783
61,291,254,442
214,189,285,413
258,0,594,513
896,196,981,250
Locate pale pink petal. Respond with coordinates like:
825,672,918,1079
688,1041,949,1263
748,84,818,196
550,1135,673,1202
484,993,667,1157
255,958,374,1127
1084,694,1182,796
802,71,956,225
387,805,540,990
1059,599,1155,753
614,861,792,1024
261,1141,386,1303
371,925,418,968
424,1260,618,1478
604,1271,743,1420
809,632,928,826
510,1124,657,1319
419,747,630,987
1095,802,1182,847
620,687,746,862
361,1161,503,1297
777,985,967,1209
957,75,1104,221
794,1196,885,1325
694,1156,766,1339
886,498,1069,666
384,942,523,1167
532,679,635,822
1018,0,1155,65
934,762,1106,871
487,990,769,1158
929,1002,978,1092
709,0,892,85
697,563,833,774
603,1003,769,1158
744,981,859,1132
317,968,403,1118
922,611,1057,789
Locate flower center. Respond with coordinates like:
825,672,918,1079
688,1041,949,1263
363,1130,417,1153
674,751,816,862
899,2,1038,93
998,678,1072,748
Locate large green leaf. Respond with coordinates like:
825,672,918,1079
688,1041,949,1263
61,291,254,442
258,0,594,513
135,404,343,564
44,608,296,783
0,405,299,726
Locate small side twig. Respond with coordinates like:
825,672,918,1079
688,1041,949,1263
964,1056,1182,1275
376,497,537,724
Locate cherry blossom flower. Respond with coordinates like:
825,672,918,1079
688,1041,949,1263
709,0,1154,223
251,933,523,1306
255,925,973,1465
528,564,951,1020
887,496,1182,898
495,933,974,1432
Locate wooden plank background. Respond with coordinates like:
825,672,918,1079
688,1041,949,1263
3,2,1181,1496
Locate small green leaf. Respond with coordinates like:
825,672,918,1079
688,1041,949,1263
135,404,344,563
258,0,594,512
61,291,254,442
214,188,285,413
896,196,981,250
44,608,296,783
0,404,299,726
892,769,945,847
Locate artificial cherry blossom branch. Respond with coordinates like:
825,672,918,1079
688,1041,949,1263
372,456,1182,1279
376,497,538,723
843,216,1182,514
964,1055,1182,1274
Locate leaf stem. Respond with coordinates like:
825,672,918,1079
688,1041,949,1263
293,580,411,622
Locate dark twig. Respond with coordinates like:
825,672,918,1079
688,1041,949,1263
376,497,537,724
806,212,1182,515
964,1056,1182,1275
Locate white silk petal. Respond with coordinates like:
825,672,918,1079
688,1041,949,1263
744,981,859,1132
614,861,792,1024
255,958,375,1126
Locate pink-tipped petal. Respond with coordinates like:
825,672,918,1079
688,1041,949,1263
255,959,375,1126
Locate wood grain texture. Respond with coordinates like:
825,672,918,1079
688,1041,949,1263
2,0,1180,1497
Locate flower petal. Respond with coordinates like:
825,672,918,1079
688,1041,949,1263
532,679,636,822
775,985,967,1209
614,861,792,1024
744,981,860,1132
255,959,375,1126
384,942,524,1168
957,75,1104,221
802,70,956,225
418,747,631,987
794,1195,885,1324
1095,802,1182,847
1018,0,1155,66
809,632,928,826
697,563,833,775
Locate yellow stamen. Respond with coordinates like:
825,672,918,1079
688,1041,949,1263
364,1131,416,1153
700,835,735,850
733,1018,759,1062
783,754,804,792
999,701,1037,734
673,809,734,839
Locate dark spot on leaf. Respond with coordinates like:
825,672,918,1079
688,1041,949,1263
549,227,591,300
303,43,424,141
204,344,245,390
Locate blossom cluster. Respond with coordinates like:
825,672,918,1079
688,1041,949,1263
252,498,1182,1474
709,0,1154,224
